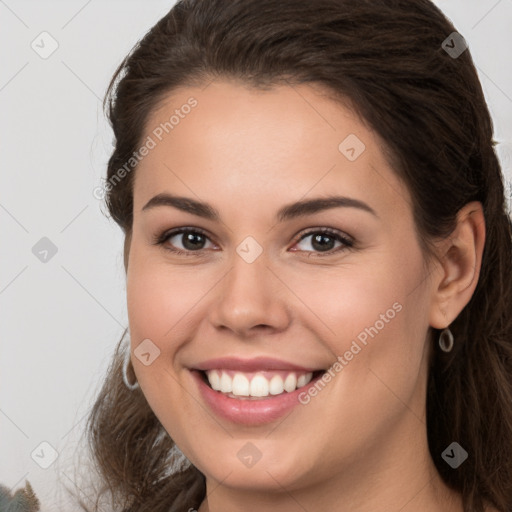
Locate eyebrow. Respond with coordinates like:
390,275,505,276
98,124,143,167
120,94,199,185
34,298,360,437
141,193,378,221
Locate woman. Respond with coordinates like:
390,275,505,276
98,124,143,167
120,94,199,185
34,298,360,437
74,0,512,511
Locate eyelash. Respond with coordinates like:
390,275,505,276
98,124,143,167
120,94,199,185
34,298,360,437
152,226,354,258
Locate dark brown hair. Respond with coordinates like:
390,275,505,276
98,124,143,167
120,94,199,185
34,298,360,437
75,1,512,511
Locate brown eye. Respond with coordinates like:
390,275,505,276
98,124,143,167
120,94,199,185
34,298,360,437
292,228,353,256
170,231,209,251
155,228,215,256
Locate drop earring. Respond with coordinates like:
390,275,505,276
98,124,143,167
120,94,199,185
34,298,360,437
122,343,140,391
439,327,454,353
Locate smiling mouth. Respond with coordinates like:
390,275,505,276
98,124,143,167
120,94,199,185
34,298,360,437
198,369,325,400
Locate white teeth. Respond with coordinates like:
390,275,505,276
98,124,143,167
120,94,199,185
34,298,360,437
220,371,232,393
297,374,308,388
232,373,250,396
205,370,314,398
284,373,297,392
250,375,269,397
208,370,221,391
269,375,284,395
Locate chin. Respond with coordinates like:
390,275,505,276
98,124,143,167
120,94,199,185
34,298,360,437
194,443,315,492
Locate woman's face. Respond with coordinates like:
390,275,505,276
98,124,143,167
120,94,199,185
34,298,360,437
126,80,438,496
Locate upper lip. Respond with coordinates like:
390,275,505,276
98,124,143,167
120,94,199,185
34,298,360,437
193,357,322,373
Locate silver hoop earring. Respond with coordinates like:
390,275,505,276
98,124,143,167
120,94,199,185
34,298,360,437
439,327,454,353
122,344,140,391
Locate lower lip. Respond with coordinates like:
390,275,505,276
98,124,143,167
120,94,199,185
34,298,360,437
191,370,323,425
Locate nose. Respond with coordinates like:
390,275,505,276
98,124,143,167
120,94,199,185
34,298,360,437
208,250,291,339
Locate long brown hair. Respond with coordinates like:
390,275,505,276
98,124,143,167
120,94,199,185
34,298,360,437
74,1,512,511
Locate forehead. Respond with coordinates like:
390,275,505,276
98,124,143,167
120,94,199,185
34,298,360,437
133,79,410,218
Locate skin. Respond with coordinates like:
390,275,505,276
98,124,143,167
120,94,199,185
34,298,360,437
125,79,486,511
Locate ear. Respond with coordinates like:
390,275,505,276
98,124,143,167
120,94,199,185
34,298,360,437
429,201,486,329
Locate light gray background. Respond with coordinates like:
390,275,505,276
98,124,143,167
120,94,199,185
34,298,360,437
1,1,511,510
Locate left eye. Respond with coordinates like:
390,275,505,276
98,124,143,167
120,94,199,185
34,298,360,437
154,227,353,257
293,229,353,254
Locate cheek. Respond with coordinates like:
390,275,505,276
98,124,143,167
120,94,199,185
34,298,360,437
125,248,190,397
284,247,427,352
125,254,199,434
287,245,430,411
126,250,208,341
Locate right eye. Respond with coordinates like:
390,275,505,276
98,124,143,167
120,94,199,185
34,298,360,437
153,227,217,256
